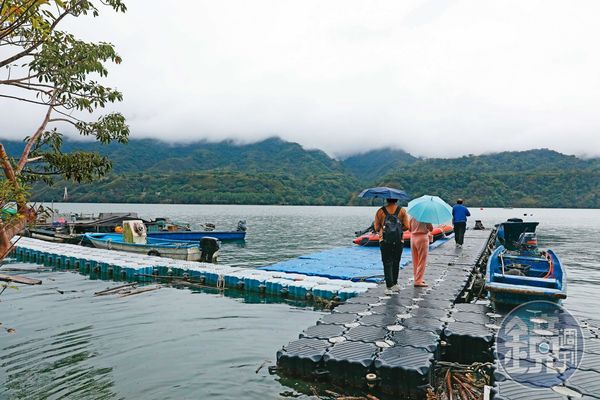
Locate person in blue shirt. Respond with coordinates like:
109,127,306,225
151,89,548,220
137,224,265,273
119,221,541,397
452,199,470,247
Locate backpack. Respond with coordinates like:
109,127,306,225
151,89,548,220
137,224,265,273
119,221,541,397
381,206,403,244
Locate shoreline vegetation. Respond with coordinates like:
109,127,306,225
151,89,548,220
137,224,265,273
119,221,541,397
3,137,599,209
0,0,129,257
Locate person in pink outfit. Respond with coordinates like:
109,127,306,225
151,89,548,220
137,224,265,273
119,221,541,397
409,217,433,287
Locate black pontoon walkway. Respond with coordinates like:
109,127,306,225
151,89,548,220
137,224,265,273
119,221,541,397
275,230,600,400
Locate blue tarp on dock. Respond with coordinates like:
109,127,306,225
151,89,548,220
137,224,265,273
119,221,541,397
258,238,451,282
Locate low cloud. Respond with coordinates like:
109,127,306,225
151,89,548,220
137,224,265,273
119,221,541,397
2,0,599,158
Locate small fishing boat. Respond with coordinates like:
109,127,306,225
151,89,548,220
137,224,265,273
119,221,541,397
485,221,566,306
147,220,247,242
353,224,453,247
85,233,203,261
26,228,82,244
147,230,246,242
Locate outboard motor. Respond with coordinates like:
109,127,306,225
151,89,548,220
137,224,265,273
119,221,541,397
200,237,220,263
473,220,485,230
516,232,538,254
355,223,375,236
237,220,247,232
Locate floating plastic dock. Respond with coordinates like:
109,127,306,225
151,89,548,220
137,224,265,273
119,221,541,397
258,238,451,282
276,230,491,397
11,236,376,301
275,230,600,399
11,231,600,399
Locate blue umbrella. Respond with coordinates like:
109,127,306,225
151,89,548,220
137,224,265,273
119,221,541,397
407,195,453,224
358,186,410,201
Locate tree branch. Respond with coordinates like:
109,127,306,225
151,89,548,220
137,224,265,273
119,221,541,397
0,4,74,68
48,117,78,127
0,144,17,183
54,108,86,123
15,91,57,174
0,93,57,106
0,0,39,40
6,82,53,95
0,0,8,16
0,72,41,84
21,168,63,176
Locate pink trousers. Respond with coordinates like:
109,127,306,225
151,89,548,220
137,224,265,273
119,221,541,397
411,233,430,284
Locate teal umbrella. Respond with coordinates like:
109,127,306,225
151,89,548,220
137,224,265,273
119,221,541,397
407,195,453,224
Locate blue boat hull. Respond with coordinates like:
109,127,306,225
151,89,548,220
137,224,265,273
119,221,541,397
84,233,202,261
147,231,245,241
485,245,567,306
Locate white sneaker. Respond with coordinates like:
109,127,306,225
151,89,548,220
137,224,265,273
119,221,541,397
391,284,401,292
384,288,393,295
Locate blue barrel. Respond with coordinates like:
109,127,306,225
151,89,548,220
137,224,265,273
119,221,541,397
224,272,247,289
265,278,289,295
312,284,340,300
120,267,137,281
187,270,204,280
205,271,221,286
338,287,369,302
244,275,268,292
287,281,318,299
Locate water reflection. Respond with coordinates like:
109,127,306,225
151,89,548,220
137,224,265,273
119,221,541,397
2,205,599,399
1,325,118,399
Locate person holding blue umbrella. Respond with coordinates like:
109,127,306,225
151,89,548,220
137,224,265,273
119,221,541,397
407,195,453,287
360,187,410,295
373,198,410,295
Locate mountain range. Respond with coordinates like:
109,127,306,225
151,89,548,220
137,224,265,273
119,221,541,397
2,137,599,208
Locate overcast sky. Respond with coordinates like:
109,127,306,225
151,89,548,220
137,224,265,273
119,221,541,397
2,0,599,158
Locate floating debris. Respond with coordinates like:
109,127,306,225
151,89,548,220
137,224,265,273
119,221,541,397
93,283,160,298
94,283,137,296
119,285,161,298
429,361,493,400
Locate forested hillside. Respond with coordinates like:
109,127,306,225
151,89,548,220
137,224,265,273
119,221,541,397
341,148,417,182
5,138,361,205
2,138,599,207
370,149,600,208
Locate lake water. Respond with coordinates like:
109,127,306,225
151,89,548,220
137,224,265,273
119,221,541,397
1,204,599,399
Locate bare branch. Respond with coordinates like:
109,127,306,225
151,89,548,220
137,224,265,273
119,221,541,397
0,72,42,84
26,156,44,162
0,93,57,106
6,82,53,95
48,117,78,127
15,91,57,174
54,108,84,122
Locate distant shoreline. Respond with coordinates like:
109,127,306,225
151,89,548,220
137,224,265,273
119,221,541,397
30,201,600,211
